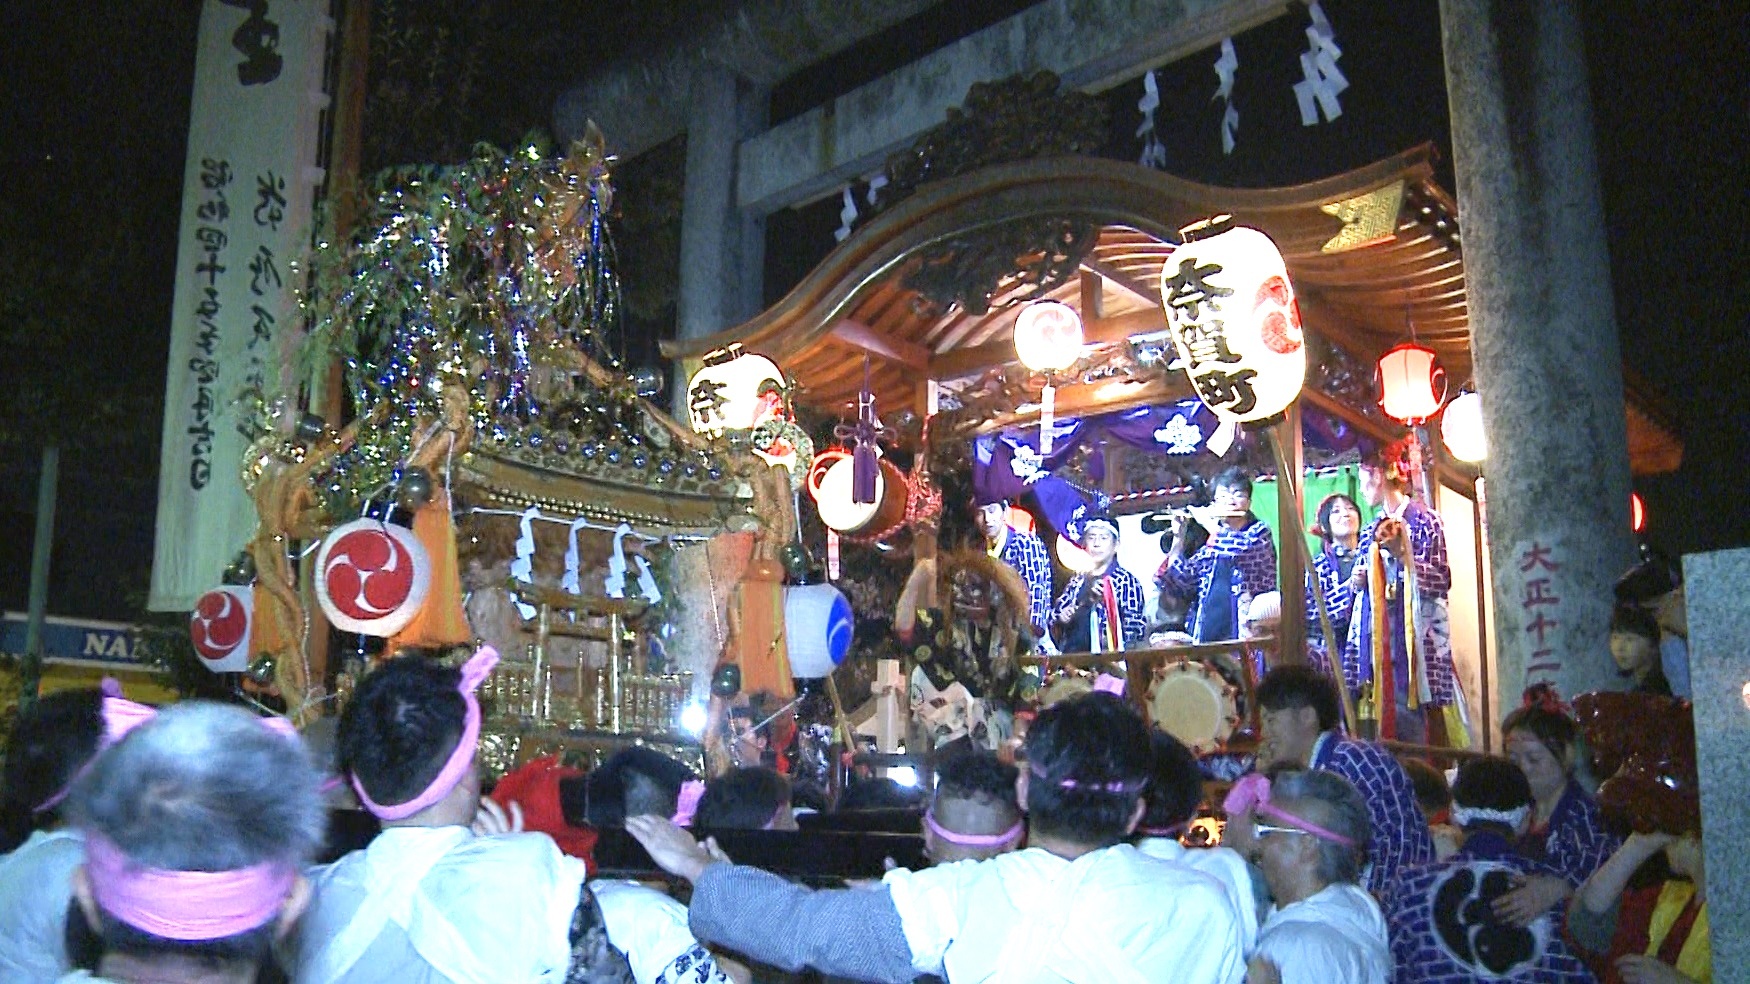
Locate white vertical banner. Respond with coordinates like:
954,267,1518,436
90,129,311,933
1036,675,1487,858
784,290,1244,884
149,0,331,611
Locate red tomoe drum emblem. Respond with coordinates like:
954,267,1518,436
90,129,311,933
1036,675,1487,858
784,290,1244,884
189,586,252,671
315,520,431,636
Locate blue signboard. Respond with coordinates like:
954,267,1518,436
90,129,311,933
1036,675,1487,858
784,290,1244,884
0,612,141,666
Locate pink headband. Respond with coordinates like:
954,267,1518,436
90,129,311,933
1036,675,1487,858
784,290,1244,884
1222,773,1356,847
671,780,706,827
352,647,499,821
1029,761,1146,795
84,833,295,941
33,687,297,815
924,809,1025,848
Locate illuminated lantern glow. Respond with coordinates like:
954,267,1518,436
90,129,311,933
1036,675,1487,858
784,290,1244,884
814,455,886,532
189,586,253,672
1376,342,1448,424
783,584,855,678
685,345,785,437
1630,493,1647,534
315,519,432,637
1013,300,1085,454
1159,223,1307,423
1008,507,1036,537
1440,389,1487,462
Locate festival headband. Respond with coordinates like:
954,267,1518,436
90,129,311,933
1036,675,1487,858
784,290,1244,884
33,683,297,815
352,646,499,821
1221,773,1356,848
671,780,706,827
1029,760,1146,796
1450,804,1530,830
1082,517,1120,540
84,833,296,942
924,809,1025,848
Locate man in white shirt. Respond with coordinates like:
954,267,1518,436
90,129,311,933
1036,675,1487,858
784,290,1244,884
290,648,730,984
57,702,325,984
630,692,1248,983
1134,729,1263,956
1225,770,1391,984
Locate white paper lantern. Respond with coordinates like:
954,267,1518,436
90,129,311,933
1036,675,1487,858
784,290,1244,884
189,586,252,672
1056,537,1096,574
315,519,432,637
784,583,854,678
1159,223,1306,423
1440,389,1487,462
685,346,784,437
1013,300,1084,372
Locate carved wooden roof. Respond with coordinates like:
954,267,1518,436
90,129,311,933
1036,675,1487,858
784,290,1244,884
665,147,1681,475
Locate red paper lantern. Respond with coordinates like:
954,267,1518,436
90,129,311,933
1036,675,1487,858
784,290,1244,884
189,586,253,672
1630,493,1647,534
1376,343,1447,424
315,519,432,636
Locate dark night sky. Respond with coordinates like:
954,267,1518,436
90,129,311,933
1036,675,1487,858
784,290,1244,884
0,0,1744,619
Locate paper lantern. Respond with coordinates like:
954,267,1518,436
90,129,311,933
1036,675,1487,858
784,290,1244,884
315,519,432,637
1377,342,1447,424
784,584,854,678
1440,389,1486,462
685,346,784,437
1008,507,1036,536
189,586,252,672
1013,300,1084,372
1158,223,1306,423
1013,300,1084,454
1630,493,1647,534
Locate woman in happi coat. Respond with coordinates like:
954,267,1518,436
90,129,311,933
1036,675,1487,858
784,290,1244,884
1304,493,1363,676
1488,684,1621,927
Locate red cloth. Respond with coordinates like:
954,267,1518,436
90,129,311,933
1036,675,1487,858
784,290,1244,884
489,755,598,873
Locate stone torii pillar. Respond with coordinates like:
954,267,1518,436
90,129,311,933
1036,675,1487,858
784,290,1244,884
1439,0,1633,704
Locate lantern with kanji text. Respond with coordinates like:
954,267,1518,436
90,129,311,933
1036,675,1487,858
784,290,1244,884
1158,221,1306,424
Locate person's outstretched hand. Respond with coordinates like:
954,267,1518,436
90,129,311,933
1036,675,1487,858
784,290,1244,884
626,815,720,883
471,797,524,836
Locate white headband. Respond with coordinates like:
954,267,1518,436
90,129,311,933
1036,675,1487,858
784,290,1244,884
1450,804,1530,830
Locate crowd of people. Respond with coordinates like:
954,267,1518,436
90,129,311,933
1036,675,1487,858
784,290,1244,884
0,640,1709,983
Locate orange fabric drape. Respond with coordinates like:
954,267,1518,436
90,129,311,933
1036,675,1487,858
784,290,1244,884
389,490,471,651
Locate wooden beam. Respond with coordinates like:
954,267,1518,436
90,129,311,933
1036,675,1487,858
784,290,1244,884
1080,255,1161,306
830,319,931,371
1080,270,1106,320
929,308,1164,378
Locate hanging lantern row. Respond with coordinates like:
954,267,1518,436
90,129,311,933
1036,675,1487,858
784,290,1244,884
1013,299,1084,454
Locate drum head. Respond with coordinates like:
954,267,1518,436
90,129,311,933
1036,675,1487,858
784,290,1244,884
1037,672,1093,708
1147,659,1242,755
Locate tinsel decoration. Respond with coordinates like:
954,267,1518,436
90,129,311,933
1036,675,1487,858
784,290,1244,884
295,129,644,513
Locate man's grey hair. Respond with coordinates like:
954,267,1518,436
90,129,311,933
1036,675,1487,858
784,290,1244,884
1271,769,1371,885
68,702,325,872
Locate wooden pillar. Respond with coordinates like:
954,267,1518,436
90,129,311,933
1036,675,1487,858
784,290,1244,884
1272,411,1307,665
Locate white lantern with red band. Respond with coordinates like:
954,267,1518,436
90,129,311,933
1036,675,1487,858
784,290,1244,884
685,344,785,438
1013,300,1085,453
189,586,253,672
1158,221,1307,423
315,519,432,637
1377,342,1447,425
784,583,855,678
